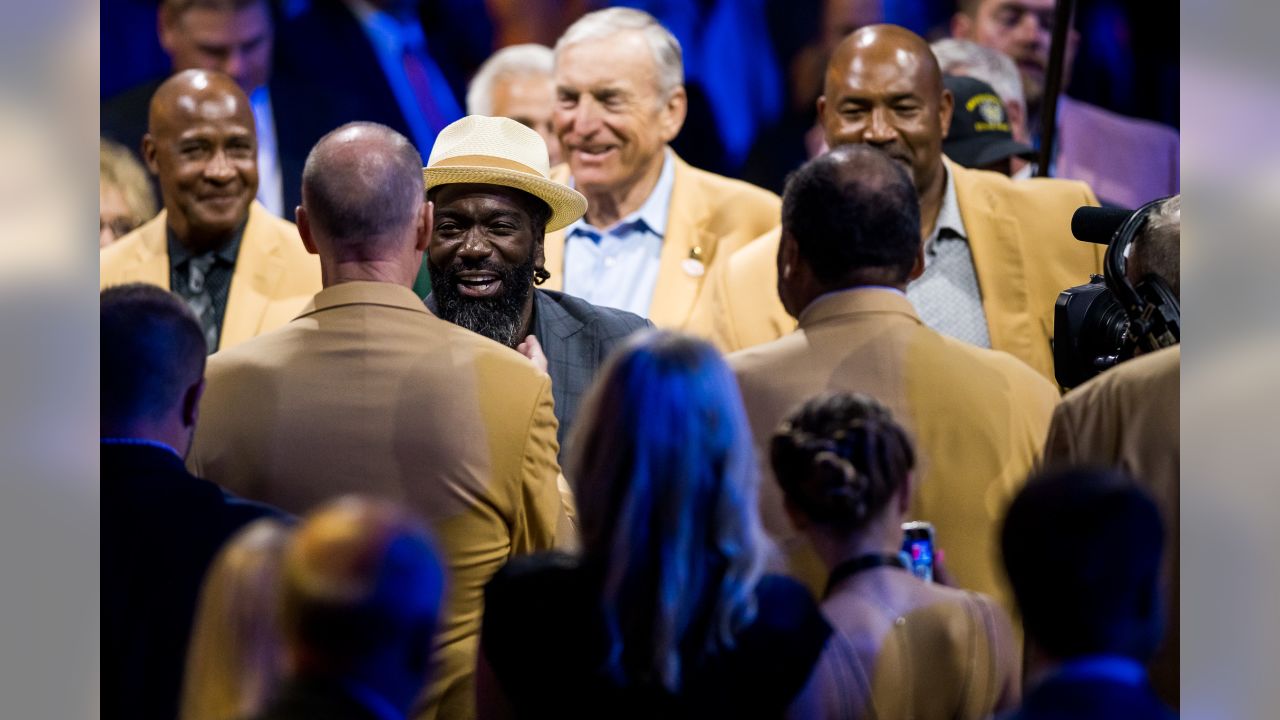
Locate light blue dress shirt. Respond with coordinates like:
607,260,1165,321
563,150,675,318
346,0,462,152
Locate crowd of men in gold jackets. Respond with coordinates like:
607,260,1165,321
102,6,1179,720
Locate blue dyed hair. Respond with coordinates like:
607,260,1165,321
568,331,768,692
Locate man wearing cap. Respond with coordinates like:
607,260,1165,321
188,121,567,720
943,75,1036,176
691,24,1103,383
422,115,651,453
540,7,781,331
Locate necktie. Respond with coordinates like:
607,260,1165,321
185,253,221,353
401,37,446,134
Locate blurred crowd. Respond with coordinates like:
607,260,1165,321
101,2,1181,720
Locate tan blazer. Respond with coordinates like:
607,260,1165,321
730,289,1059,615
1043,345,1180,708
187,281,566,720
694,160,1105,382
540,150,780,331
100,201,320,351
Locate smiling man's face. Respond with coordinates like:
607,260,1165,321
552,30,682,199
426,183,546,347
144,73,258,249
818,26,952,197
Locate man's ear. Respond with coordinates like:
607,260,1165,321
142,134,159,175
533,229,546,272
908,243,926,281
157,6,178,56
939,87,955,140
950,12,974,38
295,206,318,255
660,85,688,143
181,377,205,429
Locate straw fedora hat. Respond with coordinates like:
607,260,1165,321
422,115,587,232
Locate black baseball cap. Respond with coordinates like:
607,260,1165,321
943,75,1036,170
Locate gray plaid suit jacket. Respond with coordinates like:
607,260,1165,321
531,289,651,457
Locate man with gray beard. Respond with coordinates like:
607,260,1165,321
423,116,650,455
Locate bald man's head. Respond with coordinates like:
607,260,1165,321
298,122,426,270
282,496,444,700
143,69,258,251
817,24,953,197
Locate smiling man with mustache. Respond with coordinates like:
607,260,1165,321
692,25,1106,383
101,69,319,352
423,115,651,452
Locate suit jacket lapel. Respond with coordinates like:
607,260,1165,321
220,202,285,348
532,291,584,404
131,212,174,289
950,161,1037,365
647,155,709,327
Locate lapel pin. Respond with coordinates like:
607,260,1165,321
682,246,706,278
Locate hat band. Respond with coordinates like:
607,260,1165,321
429,154,545,178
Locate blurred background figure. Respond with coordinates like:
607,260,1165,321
479,331,831,719
180,518,292,720
1001,467,1175,720
100,138,158,247
773,392,1019,720
277,0,465,155
101,284,283,720
465,44,562,165
252,497,446,720
101,0,340,215
951,0,1179,207
941,75,1035,176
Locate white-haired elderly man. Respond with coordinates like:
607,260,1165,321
466,43,561,166
540,7,781,332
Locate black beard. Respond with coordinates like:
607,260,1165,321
429,256,535,348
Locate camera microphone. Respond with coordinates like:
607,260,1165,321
1071,206,1133,245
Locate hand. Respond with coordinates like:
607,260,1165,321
516,334,548,375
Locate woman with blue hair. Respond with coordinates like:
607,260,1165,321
478,331,830,719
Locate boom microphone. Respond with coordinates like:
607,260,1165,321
1071,206,1133,245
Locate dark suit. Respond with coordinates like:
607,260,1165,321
100,72,341,215
275,0,466,153
531,289,652,453
252,677,389,720
101,442,281,720
1002,674,1176,720
425,288,650,457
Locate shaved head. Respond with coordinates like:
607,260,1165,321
144,69,258,250
818,24,952,198
299,122,425,263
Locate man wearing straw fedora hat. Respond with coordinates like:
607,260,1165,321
537,8,781,331
423,115,651,454
188,121,567,720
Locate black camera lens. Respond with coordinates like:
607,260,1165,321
1053,280,1129,389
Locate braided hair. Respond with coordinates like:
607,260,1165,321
770,393,915,530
